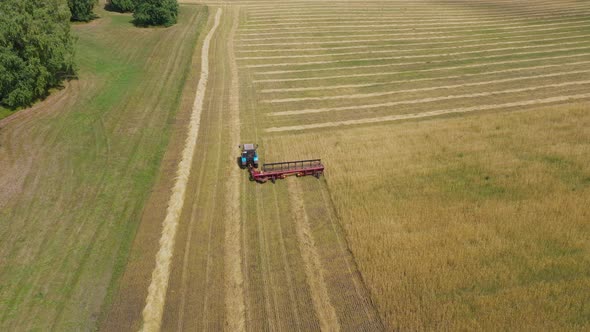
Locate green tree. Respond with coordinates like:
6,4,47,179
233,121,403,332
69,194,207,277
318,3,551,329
133,0,178,27
68,0,97,22
108,0,138,12
0,0,76,109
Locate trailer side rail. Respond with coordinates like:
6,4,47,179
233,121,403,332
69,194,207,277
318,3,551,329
262,159,322,172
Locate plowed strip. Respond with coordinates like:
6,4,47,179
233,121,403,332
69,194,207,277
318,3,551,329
140,9,222,332
266,93,590,132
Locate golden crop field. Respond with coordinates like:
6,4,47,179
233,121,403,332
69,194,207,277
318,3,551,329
233,0,590,329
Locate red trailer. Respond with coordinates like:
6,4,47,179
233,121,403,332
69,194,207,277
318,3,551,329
249,159,324,183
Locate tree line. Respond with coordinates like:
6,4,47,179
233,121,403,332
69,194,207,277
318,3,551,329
109,0,179,27
0,0,178,109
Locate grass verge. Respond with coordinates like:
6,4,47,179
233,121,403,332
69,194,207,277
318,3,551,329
0,5,207,330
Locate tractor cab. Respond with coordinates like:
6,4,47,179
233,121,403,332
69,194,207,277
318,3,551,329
239,143,259,168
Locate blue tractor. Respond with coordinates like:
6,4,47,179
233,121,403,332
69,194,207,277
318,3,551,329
239,143,259,168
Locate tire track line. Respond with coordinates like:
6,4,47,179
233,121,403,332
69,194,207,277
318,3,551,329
175,141,210,331
316,182,383,328
271,185,303,331
260,60,590,93
225,7,246,332
266,93,590,133
253,53,590,83
271,80,590,116
140,8,222,332
287,179,340,332
263,68,590,103
255,185,280,330
175,23,227,331
175,14,226,329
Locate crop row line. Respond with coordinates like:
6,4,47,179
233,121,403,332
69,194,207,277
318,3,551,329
241,11,588,28
253,41,590,75
238,23,587,43
269,80,590,116
252,53,590,83
236,29,586,54
238,37,589,64
237,21,590,47
263,68,590,104
238,18,589,42
251,45,590,75
238,16,589,33
243,9,589,24
260,59,590,93
264,93,590,132
247,2,584,16
247,7,589,21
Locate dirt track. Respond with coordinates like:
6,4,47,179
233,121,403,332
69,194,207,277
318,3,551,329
140,8,222,332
